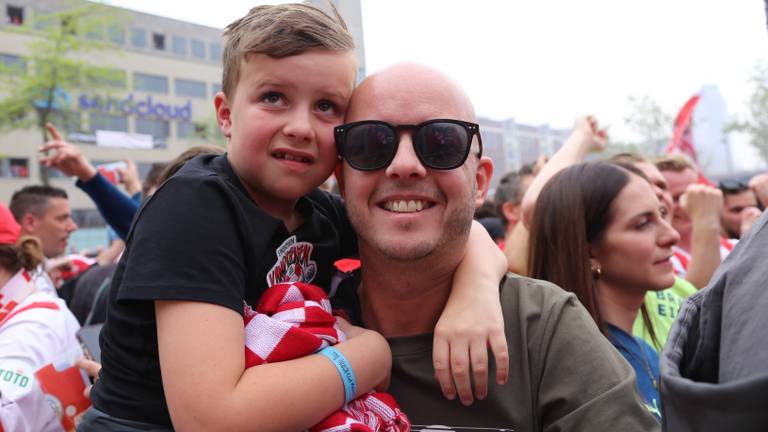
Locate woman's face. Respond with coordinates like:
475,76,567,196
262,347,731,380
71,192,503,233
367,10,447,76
590,174,680,293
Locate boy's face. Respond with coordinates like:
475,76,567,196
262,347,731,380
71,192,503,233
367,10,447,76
215,49,356,211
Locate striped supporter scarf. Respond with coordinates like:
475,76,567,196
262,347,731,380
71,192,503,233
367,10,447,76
243,282,410,432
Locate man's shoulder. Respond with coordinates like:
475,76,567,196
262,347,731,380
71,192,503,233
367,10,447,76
500,272,576,313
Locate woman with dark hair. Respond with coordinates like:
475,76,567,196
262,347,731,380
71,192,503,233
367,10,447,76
527,161,679,421
0,202,83,431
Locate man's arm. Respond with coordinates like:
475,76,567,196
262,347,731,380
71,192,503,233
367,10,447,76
680,185,723,289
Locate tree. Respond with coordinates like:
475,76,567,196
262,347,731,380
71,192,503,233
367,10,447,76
0,1,125,183
615,94,673,157
728,63,768,165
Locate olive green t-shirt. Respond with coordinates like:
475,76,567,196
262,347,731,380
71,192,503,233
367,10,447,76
387,273,660,432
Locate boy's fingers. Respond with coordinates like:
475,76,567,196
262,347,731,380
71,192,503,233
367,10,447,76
432,336,456,400
449,342,474,406
46,123,62,140
489,330,509,384
469,339,488,400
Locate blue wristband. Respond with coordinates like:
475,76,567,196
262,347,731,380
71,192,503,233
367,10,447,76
318,346,357,403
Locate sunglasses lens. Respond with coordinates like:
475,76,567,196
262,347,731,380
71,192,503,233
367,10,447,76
415,122,471,169
344,123,397,170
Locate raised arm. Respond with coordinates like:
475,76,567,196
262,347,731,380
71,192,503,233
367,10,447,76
521,116,607,228
39,123,139,239
679,185,724,289
508,117,606,276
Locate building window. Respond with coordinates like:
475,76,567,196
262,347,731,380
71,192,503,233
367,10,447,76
6,5,23,26
0,54,26,72
175,78,206,98
88,68,127,88
152,33,165,51
172,36,186,56
107,25,125,45
0,158,29,178
136,118,170,140
211,83,222,95
177,121,196,138
209,43,222,63
131,28,147,48
89,112,128,132
190,39,205,59
134,72,168,94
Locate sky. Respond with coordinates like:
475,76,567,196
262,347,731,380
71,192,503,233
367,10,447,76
105,0,768,169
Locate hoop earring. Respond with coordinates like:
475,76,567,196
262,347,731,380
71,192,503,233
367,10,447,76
591,266,602,279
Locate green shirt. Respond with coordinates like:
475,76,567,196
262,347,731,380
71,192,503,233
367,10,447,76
633,277,697,350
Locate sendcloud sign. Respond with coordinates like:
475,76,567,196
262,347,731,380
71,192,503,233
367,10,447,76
78,94,192,121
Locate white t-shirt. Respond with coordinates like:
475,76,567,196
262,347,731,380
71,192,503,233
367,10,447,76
0,290,82,432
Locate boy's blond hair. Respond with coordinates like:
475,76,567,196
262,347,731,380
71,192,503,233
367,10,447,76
654,154,695,173
222,2,354,100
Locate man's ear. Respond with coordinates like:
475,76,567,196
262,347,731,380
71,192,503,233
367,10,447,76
473,157,494,208
214,92,232,139
501,201,522,226
20,213,37,234
334,160,345,198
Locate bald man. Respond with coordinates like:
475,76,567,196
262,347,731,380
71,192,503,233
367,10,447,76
334,64,659,430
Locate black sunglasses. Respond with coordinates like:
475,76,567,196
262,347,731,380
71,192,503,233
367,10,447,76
718,179,749,194
335,119,483,171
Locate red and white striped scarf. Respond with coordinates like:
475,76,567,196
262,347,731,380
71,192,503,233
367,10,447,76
244,282,410,432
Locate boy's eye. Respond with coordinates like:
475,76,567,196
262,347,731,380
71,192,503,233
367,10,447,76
261,92,284,105
316,100,337,114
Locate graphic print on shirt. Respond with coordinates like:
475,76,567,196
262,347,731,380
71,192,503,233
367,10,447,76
266,235,318,286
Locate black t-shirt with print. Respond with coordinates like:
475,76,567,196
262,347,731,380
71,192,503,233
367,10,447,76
89,154,356,426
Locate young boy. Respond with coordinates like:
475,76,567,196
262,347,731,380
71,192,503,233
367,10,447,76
80,4,506,431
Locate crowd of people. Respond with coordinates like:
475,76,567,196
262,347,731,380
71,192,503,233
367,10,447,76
1,2,767,431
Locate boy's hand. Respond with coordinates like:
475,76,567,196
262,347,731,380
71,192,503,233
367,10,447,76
433,297,508,406
39,123,98,181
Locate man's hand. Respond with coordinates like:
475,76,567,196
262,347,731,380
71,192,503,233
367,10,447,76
117,160,142,196
38,123,97,181
740,206,762,237
680,184,723,224
749,173,768,208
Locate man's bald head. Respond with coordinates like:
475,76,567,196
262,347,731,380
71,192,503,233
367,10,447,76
347,63,477,126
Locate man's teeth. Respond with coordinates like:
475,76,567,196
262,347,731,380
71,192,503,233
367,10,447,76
276,152,310,163
385,200,426,213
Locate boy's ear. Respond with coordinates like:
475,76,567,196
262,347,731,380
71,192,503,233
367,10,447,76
334,160,345,197
214,92,232,139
